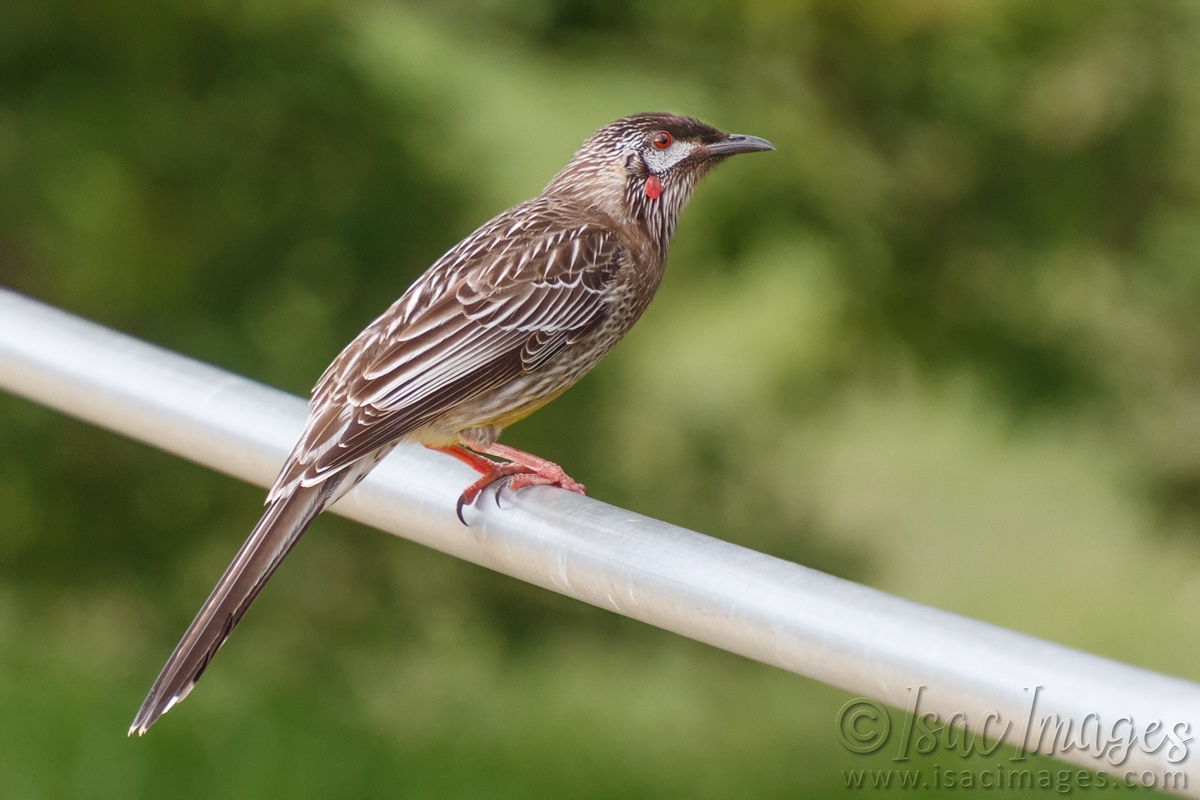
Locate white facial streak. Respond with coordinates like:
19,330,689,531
641,140,700,174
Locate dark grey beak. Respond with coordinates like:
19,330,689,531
703,133,775,157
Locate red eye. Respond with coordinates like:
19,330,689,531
652,131,672,149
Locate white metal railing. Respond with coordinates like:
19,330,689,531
1,287,1197,795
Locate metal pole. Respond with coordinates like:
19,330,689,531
1,287,1196,794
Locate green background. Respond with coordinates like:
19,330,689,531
1,0,1198,796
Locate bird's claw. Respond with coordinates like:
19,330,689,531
454,462,528,524
452,461,586,525
431,444,586,525
492,472,585,509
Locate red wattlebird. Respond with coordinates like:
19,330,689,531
129,113,773,735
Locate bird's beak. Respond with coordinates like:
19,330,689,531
702,133,775,157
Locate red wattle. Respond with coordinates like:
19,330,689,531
644,175,662,200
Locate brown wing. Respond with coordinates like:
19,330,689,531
268,201,627,501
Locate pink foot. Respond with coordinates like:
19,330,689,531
427,444,586,524
484,443,586,496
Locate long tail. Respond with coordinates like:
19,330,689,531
128,480,336,736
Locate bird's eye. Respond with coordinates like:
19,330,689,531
652,132,672,149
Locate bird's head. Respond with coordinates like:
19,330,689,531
543,113,774,254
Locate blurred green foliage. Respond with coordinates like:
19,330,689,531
1,0,1198,796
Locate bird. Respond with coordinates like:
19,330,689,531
128,112,773,735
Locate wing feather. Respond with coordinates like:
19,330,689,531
270,201,628,499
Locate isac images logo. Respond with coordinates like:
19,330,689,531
835,687,1191,793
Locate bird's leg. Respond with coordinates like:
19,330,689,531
427,443,503,475
425,443,586,523
426,445,526,522
474,443,587,496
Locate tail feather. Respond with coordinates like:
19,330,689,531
128,481,334,736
